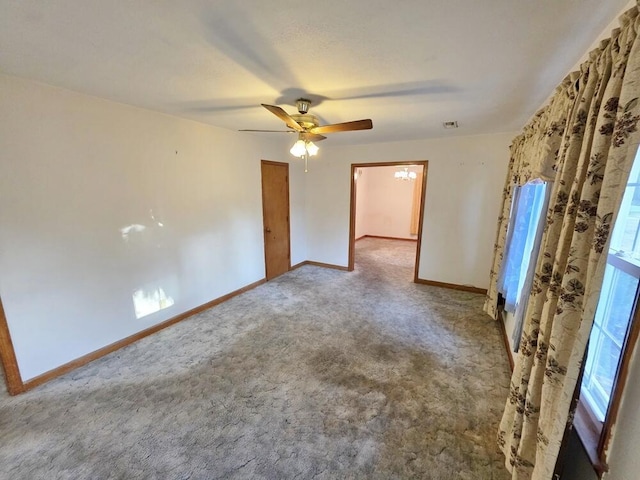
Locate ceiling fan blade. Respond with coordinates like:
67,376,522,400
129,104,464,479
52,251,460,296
239,129,296,133
309,119,373,134
301,133,327,142
261,104,304,131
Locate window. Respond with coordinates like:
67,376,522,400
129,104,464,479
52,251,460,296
577,147,640,471
499,180,549,350
581,264,638,421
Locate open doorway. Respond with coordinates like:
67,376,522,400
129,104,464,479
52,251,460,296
348,161,428,282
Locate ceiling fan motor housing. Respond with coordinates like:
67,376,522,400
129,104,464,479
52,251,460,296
290,113,319,129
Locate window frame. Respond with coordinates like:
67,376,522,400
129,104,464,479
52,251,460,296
575,250,640,476
573,145,640,475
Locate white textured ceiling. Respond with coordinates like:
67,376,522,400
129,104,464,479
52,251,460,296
0,1,631,146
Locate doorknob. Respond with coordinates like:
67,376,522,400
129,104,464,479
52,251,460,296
265,227,271,233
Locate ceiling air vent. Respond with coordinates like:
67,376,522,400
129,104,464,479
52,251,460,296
443,121,458,129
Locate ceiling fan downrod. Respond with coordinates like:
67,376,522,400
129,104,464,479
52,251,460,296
296,98,311,114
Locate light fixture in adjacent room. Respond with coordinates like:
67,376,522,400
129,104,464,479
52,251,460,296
394,167,417,181
290,135,319,172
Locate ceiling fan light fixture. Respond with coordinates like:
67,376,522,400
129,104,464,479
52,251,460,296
290,137,319,172
290,139,307,157
306,141,319,156
290,136,319,158
394,168,417,181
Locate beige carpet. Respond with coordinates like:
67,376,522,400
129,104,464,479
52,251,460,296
0,237,511,479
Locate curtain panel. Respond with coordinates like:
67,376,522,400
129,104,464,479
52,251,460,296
484,5,640,479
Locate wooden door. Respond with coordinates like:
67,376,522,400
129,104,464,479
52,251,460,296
261,161,291,280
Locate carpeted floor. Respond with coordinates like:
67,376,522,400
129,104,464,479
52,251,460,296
0,238,511,479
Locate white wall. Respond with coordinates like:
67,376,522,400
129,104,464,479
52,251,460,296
0,74,512,382
0,74,304,380
288,156,308,266
305,133,513,289
355,165,422,240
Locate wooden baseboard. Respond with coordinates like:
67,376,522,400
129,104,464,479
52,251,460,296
291,261,349,272
15,278,266,394
414,278,487,295
497,308,515,372
358,235,417,242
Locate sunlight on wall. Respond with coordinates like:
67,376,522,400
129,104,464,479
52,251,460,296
122,210,175,319
132,287,175,319
120,224,147,241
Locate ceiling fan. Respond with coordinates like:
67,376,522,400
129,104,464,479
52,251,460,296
241,98,373,140
240,98,373,171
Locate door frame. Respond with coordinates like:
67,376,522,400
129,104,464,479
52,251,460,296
261,160,292,280
348,160,429,282
0,295,23,395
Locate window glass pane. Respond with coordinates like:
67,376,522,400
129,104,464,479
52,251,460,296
583,325,598,379
593,334,621,395
582,265,639,421
601,268,636,344
610,185,640,259
499,181,546,312
583,334,611,420
580,146,640,446
610,147,640,259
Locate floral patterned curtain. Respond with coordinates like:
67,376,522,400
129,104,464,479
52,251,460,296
484,80,575,320
485,5,640,478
